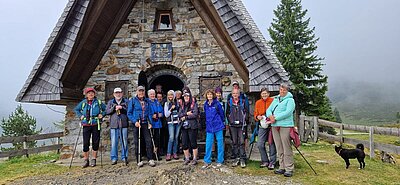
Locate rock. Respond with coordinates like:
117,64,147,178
106,66,121,75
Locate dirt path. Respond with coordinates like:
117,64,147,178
10,160,301,185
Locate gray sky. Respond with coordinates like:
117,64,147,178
1,0,399,131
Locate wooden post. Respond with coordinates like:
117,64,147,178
23,136,28,158
57,137,61,154
313,116,318,143
299,115,305,142
369,126,375,159
340,124,344,145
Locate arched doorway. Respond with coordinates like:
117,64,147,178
138,64,186,93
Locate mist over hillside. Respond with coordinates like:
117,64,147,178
327,79,400,125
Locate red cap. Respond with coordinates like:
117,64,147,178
84,87,96,94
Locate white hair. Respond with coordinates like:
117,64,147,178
147,89,156,96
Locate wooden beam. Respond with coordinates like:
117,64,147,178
191,0,249,84
26,132,64,142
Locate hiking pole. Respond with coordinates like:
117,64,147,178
100,123,103,168
117,110,128,166
149,126,159,161
138,120,141,164
248,123,259,160
69,126,82,169
292,141,317,175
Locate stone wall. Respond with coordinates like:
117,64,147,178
62,0,247,159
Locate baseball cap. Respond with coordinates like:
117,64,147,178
232,81,239,86
137,86,145,91
84,87,96,94
114,87,123,93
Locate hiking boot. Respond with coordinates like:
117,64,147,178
137,161,144,167
201,163,211,170
90,159,96,167
268,162,275,170
284,171,293,177
183,158,190,165
111,160,117,165
166,154,172,161
149,160,156,167
82,159,89,168
231,158,240,167
173,153,179,160
260,162,269,168
240,159,246,168
122,159,128,166
274,169,285,175
190,160,198,165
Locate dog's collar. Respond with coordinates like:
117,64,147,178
338,148,342,154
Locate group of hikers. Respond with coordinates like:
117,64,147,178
74,81,296,177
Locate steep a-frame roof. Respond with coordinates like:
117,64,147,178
16,0,290,105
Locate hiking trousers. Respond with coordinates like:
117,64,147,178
272,127,294,172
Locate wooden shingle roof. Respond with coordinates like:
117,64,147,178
16,0,290,104
213,0,290,92
16,0,89,103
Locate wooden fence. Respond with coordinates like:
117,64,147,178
0,132,64,158
298,115,400,158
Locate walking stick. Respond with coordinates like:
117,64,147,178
248,123,259,161
117,110,128,166
138,120,141,164
149,126,159,161
292,141,317,175
100,123,103,168
69,126,82,169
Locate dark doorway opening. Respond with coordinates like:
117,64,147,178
149,75,184,94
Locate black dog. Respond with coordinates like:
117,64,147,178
335,144,365,169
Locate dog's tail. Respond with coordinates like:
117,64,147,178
356,143,364,151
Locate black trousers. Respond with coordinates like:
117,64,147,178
132,125,153,162
182,128,198,150
82,126,100,152
153,128,161,148
230,126,246,159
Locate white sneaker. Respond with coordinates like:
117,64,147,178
149,160,156,167
137,161,144,167
216,163,223,167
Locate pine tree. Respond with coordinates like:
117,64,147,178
268,0,333,120
334,108,343,123
0,105,40,150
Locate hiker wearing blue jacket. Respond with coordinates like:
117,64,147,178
202,89,225,169
127,86,156,167
74,87,106,168
266,84,295,177
147,89,164,159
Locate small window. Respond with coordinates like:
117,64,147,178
154,10,174,31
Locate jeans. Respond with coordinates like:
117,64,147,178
257,127,276,164
110,128,128,161
204,130,224,164
230,126,246,159
167,123,181,154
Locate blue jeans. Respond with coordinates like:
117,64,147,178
110,128,128,161
167,123,181,155
204,130,224,164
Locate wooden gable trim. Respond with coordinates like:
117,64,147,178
190,0,249,89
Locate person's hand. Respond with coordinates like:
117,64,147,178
269,115,276,123
171,105,176,110
187,111,192,116
225,125,230,130
115,105,122,110
148,124,152,129
181,117,186,121
98,114,103,119
257,115,263,121
152,114,157,119
135,121,141,128
80,115,85,120
158,113,163,118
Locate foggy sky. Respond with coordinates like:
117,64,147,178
1,0,399,131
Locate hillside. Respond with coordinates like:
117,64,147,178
328,80,400,126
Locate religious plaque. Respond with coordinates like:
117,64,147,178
151,43,173,62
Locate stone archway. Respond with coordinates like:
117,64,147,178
145,64,186,93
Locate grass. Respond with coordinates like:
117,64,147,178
0,153,69,184
236,141,400,185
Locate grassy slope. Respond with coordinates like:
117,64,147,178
236,141,400,185
0,153,69,184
